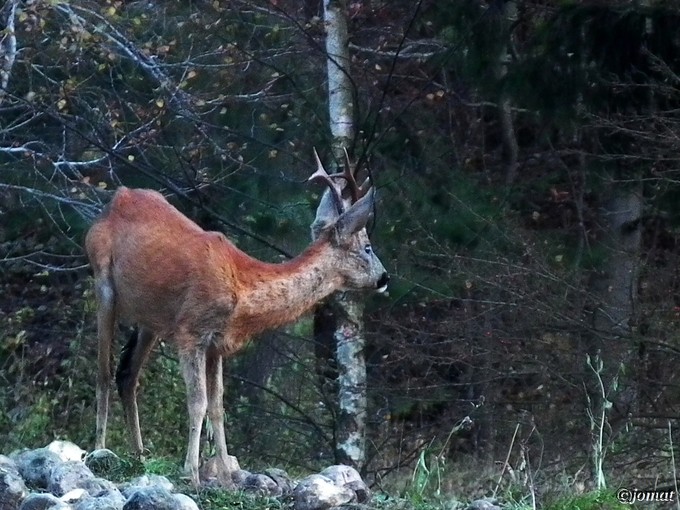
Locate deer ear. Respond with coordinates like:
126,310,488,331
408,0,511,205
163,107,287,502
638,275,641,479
336,187,375,242
311,188,341,241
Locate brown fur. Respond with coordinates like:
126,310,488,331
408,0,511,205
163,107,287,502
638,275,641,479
86,185,387,487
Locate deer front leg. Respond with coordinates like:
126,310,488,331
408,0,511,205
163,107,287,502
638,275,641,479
206,347,239,487
179,344,208,487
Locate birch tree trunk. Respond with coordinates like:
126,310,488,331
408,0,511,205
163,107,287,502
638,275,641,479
492,0,519,186
0,0,19,107
315,0,367,469
593,188,643,340
324,0,353,152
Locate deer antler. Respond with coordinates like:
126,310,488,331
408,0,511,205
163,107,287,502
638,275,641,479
341,148,372,203
308,148,372,210
308,148,345,214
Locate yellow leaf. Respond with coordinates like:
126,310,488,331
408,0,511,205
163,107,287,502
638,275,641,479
127,155,135,162
155,98,164,108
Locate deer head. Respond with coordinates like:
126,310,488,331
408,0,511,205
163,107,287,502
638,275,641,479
309,148,389,292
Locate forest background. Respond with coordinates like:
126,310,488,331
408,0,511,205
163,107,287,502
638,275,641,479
1,0,680,506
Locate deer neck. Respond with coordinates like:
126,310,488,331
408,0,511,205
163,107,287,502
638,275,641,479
230,240,341,338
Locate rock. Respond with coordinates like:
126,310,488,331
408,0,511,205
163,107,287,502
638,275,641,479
263,468,295,494
73,490,126,510
293,474,355,510
122,486,180,510
74,500,121,510
18,492,70,510
46,441,86,463
3,444,382,510
84,450,120,477
60,488,89,504
230,469,251,487
12,449,62,490
172,494,198,510
0,458,29,510
0,456,18,473
345,480,370,504
466,498,501,510
47,461,95,496
197,456,240,487
241,473,281,497
82,478,121,499
318,465,370,503
119,474,174,500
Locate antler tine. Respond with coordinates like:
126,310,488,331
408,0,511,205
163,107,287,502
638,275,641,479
341,148,374,201
357,176,371,199
308,148,345,214
341,147,361,203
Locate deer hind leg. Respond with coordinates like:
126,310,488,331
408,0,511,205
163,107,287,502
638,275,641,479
116,326,156,456
94,276,116,450
178,342,208,487
206,346,239,487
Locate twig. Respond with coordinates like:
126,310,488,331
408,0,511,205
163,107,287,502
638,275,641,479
494,422,520,497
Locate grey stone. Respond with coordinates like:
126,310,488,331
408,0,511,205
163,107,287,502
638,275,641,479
0,460,28,510
45,442,85,463
318,465,369,502
18,493,70,510
47,461,95,497
122,486,177,510
119,475,173,500
466,499,501,510
67,482,125,510
242,473,281,497
263,468,295,494
293,474,355,510
73,492,125,510
12,449,63,490
171,494,198,510
230,469,251,487
83,451,120,478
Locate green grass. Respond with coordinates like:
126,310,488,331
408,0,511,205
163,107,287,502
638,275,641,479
193,487,287,510
544,490,630,510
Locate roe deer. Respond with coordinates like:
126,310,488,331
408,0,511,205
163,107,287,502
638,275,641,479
85,151,388,486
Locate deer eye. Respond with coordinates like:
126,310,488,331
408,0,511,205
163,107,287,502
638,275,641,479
364,244,372,254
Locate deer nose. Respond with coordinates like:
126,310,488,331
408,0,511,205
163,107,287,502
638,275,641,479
376,272,389,291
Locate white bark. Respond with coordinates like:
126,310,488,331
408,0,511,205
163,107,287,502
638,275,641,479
324,0,353,147
0,0,19,106
322,0,367,469
594,189,642,337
